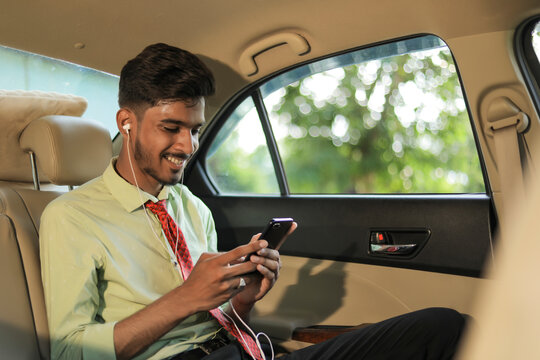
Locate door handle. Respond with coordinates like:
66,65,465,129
370,243,417,255
369,230,430,257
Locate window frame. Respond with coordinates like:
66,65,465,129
201,91,289,195
514,16,540,120
198,33,491,197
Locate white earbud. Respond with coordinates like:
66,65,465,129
123,123,131,133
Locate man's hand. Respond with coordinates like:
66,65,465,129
233,222,298,307
114,239,268,360
177,240,267,313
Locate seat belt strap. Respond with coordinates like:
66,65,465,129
488,112,528,219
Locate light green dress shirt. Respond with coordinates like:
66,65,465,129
40,159,222,360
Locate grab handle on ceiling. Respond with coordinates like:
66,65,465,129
239,31,310,76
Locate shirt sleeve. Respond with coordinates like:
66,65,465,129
40,200,117,360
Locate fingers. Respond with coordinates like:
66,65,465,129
287,222,298,236
227,275,259,297
215,239,268,267
250,255,281,277
223,276,247,293
196,251,258,279
249,233,262,243
254,263,278,280
197,252,221,262
254,246,280,261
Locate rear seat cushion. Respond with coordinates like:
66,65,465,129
0,213,41,360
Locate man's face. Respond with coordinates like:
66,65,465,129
131,99,205,189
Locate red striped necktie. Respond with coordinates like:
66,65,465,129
145,199,263,360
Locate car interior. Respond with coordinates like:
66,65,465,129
0,0,539,359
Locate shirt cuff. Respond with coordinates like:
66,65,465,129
82,321,118,360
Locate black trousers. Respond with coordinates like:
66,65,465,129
195,307,465,360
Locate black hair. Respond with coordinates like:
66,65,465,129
118,43,215,113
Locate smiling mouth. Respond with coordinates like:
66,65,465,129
165,155,185,168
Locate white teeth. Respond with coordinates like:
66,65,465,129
166,156,183,166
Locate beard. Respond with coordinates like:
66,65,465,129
133,136,183,186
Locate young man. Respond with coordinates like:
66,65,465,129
40,43,465,360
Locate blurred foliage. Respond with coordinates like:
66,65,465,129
206,104,280,194
266,48,485,194
207,47,487,194
533,21,540,58
206,131,280,194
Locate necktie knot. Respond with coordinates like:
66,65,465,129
145,199,168,216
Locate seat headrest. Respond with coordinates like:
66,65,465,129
19,115,112,186
0,90,88,183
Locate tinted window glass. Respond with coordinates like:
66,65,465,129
262,35,484,194
206,97,280,194
533,21,540,59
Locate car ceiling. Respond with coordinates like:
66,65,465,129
1,0,538,78
1,0,540,125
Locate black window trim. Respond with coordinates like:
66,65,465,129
252,90,290,196
514,15,540,122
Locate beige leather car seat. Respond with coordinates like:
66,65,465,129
0,90,112,359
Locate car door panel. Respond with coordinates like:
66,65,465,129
193,191,493,276
251,257,483,341
186,167,492,340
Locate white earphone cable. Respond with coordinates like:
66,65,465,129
220,302,274,360
125,128,184,272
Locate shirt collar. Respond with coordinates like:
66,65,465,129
103,157,171,213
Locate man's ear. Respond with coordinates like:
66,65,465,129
116,108,135,137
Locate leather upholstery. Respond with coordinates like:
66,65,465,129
0,187,62,359
0,100,113,359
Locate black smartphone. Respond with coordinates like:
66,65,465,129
244,217,294,264
260,217,294,250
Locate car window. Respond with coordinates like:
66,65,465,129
515,18,540,136
205,96,280,194
205,35,486,195
533,21,540,59
0,45,119,137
